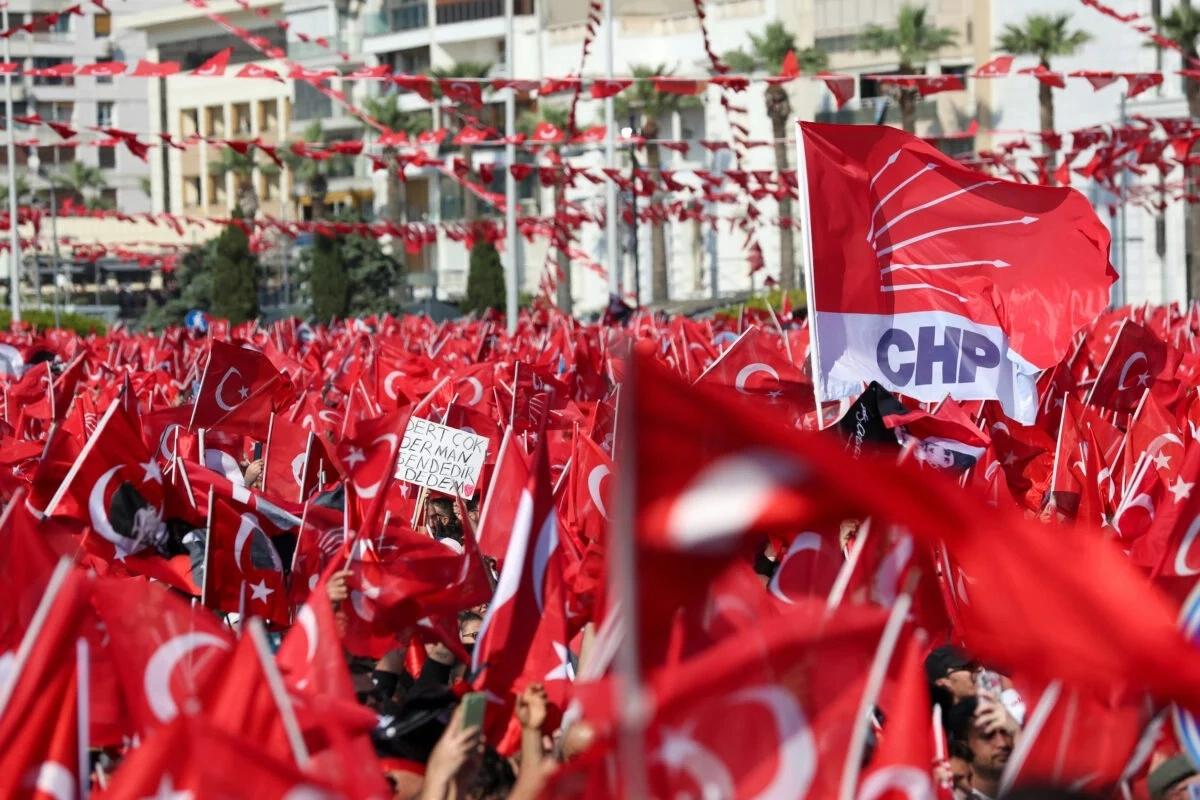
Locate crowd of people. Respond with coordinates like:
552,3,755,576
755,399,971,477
2,298,1200,800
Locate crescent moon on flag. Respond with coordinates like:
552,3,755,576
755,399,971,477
768,532,823,605
296,603,319,663
649,729,736,799
291,453,307,489
1116,352,1148,392
353,434,400,499
464,377,484,406
214,368,245,412
87,465,125,550
874,534,915,608
1147,433,1184,461
734,362,779,394
25,761,74,800
726,685,817,799
1175,515,1200,577
158,423,182,463
665,451,804,553
384,371,404,401
587,465,610,520
858,765,935,800
234,513,260,573
144,631,232,722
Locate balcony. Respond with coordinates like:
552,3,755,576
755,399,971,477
368,1,429,35
436,0,534,25
288,36,349,62
815,96,938,127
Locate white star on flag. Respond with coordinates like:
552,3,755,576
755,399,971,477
249,579,274,604
344,447,366,468
1169,476,1194,504
238,385,250,400
142,459,163,484
144,775,194,800
1153,452,1172,471
544,642,576,682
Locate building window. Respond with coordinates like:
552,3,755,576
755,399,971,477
100,188,116,208
96,102,114,128
180,109,199,138
94,14,111,37
258,100,278,133
205,106,225,138
293,81,332,121
30,57,73,87
233,102,252,136
98,145,116,169
44,102,73,123
262,172,280,202
210,175,227,208
184,177,202,207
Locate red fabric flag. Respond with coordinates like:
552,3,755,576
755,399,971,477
0,566,88,800
858,633,935,800
475,428,532,560
202,494,290,627
798,122,1115,423
190,339,295,438
1086,320,1181,413
0,490,62,654
693,325,815,427
88,577,235,734
438,78,483,106
589,79,631,99
817,72,855,109
190,47,233,77
972,55,1014,77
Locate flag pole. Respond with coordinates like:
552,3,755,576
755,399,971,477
0,558,73,717
794,121,827,425
604,0,619,300
610,349,648,796
837,587,912,800
3,0,20,324
76,636,90,800
504,0,518,336
246,617,311,767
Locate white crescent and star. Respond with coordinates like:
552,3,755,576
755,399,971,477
733,362,779,394
291,453,308,489
354,434,400,499
24,761,74,800
383,371,404,401
768,532,823,605
296,604,319,663
1116,352,1149,392
144,631,232,722
88,465,124,549
233,513,259,573
726,685,817,799
463,377,485,406
214,368,249,412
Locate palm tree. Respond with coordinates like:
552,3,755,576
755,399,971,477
428,61,493,224
0,175,29,208
997,13,1092,177
1157,1,1200,298
518,103,572,311
57,161,108,209
723,22,828,293
209,144,278,216
279,121,352,222
615,64,703,304
858,4,958,134
360,93,431,228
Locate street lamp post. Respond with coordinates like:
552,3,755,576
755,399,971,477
624,111,642,309
28,150,62,329
2,3,19,322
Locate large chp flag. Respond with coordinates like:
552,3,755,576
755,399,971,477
797,122,1116,423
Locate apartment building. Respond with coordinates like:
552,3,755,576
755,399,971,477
121,0,294,221
1,0,152,214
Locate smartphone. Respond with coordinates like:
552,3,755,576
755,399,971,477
253,442,263,460
461,691,487,731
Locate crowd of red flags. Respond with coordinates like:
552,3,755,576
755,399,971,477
0,293,1199,797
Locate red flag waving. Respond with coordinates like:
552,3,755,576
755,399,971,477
797,122,1115,423
190,340,295,438
202,494,291,626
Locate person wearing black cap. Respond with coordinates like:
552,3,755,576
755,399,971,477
1150,754,1200,800
927,644,980,712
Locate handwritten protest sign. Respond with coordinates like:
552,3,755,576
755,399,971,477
397,417,490,497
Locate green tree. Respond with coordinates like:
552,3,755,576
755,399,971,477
997,13,1092,175
360,93,431,227
1158,1,1200,298
724,23,828,292
518,103,571,312
308,232,348,323
461,239,506,315
209,208,260,324
615,64,703,304
345,228,405,317
858,4,958,133
0,175,30,208
429,61,494,223
57,161,108,209
141,239,217,330
209,144,279,216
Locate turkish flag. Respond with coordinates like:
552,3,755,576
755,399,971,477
0,565,91,800
817,72,856,109
202,494,290,627
263,413,314,502
532,121,564,144
190,47,233,77
1086,319,1180,413
589,79,631,99
858,633,935,800
798,122,1115,423
95,713,339,799
0,490,62,654
190,340,295,438
88,576,235,735
78,61,127,76
766,521,843,605
693,325,815,427
438,78,483,106
972,55,1014,77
